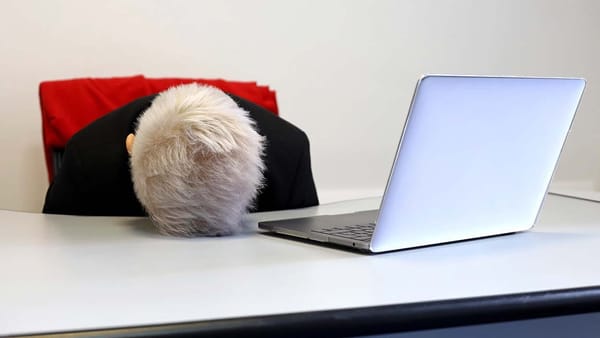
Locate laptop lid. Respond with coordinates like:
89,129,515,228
258,75,586,253
370,75,585,252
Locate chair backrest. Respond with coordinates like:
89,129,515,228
39,75,279,182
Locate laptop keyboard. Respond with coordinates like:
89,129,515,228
314,222,376,242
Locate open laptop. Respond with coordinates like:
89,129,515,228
259,75,586,253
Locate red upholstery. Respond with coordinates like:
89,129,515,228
39,75,278,182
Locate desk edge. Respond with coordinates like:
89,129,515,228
15,285,600,338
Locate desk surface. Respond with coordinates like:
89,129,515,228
2,195,600,336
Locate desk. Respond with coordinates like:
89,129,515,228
1,195,600,337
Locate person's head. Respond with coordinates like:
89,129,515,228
128,83,265,236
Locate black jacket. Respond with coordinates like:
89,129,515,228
43,94,319,216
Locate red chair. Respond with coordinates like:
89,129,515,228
39,75,279,182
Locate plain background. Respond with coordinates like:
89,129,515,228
0,0,598,212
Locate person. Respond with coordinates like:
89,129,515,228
43,83,319,236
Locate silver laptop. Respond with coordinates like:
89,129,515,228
259,75,586,253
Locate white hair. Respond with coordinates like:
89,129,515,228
130,83,265,237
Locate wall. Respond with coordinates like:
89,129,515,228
0,0,598,212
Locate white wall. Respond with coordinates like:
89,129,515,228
0,0,599,212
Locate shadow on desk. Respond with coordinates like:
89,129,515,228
125,218,161,236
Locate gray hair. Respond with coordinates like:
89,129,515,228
130,84,265,236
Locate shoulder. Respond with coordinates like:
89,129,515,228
67,94,157,148
228,94,310,150
45,95,156,216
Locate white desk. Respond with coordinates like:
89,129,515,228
1,195,600,337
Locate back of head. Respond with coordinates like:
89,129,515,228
130,84,265,236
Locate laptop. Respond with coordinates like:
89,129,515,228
259,75,586,253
